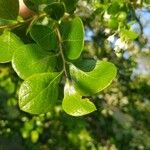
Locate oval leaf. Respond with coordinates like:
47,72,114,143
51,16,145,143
70,61,117,95
12,44,57,79
23,0,57,11
0,31,23,63
19,72,62,114
62,80,96,116
62,0,79,14
23,0,42,11
44,2,65,20
30,25,58,51
60,17,84,60
0,0,19,20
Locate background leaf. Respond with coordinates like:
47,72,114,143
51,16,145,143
60,17,84,60
107,2,120,15
70,61,117,95
121,29,139,40
0,18,17,26
62,80,96,116
30,25,58,51
19,72,62,114
0,31,23,63
12,44,57,79
0,0,19,20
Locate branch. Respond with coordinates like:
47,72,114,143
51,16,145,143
0,17,32,29
55,27,68,78
0,13,47,30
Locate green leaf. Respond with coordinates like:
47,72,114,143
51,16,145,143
60,17,84,60
107,2,120,15
30,25,58,51
0,31,23,63
12,44,57,79
31,130,39,143
62,0,79,14
117,11,127,21
23,0,57,11
0,18,17,26
23,0,43,11
121,29,139,40
19,72,62,114
70,61,117,95
44,2,65,20
73,58,96,72
108,18,118,29
0,0,19,20
62,80,96,116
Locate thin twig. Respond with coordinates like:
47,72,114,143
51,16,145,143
0,13,47,30
0,17,32,29
55,27,68,78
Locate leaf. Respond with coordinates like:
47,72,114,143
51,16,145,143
23,0,42,11
30,25,58,51
70,60,117,95
60,17,84,60
107,2,120,15
0,18,17,26
62,80,96,116
121,29,139,40
44,2,65,20
19,72,62,114
73,58,96,72
23,0,57,11
0,31,23,63
31,130,39,143
0,0,19,20
62,0,79,14
108,18,118,29
12,44,57,79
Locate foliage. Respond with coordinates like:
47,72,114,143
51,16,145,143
0,0,150,149
0,0,117,116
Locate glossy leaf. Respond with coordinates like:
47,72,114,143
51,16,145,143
44,2,65,20
0,31,23,63
12,44,57,79
62,80,96,116
30,25,58,51
60,17,84,60
0,0,19,20
19,72,62,114
70,61,117,95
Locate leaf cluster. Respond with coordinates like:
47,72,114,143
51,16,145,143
0,0,117,116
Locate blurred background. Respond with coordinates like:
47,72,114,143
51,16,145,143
0,0,150,149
